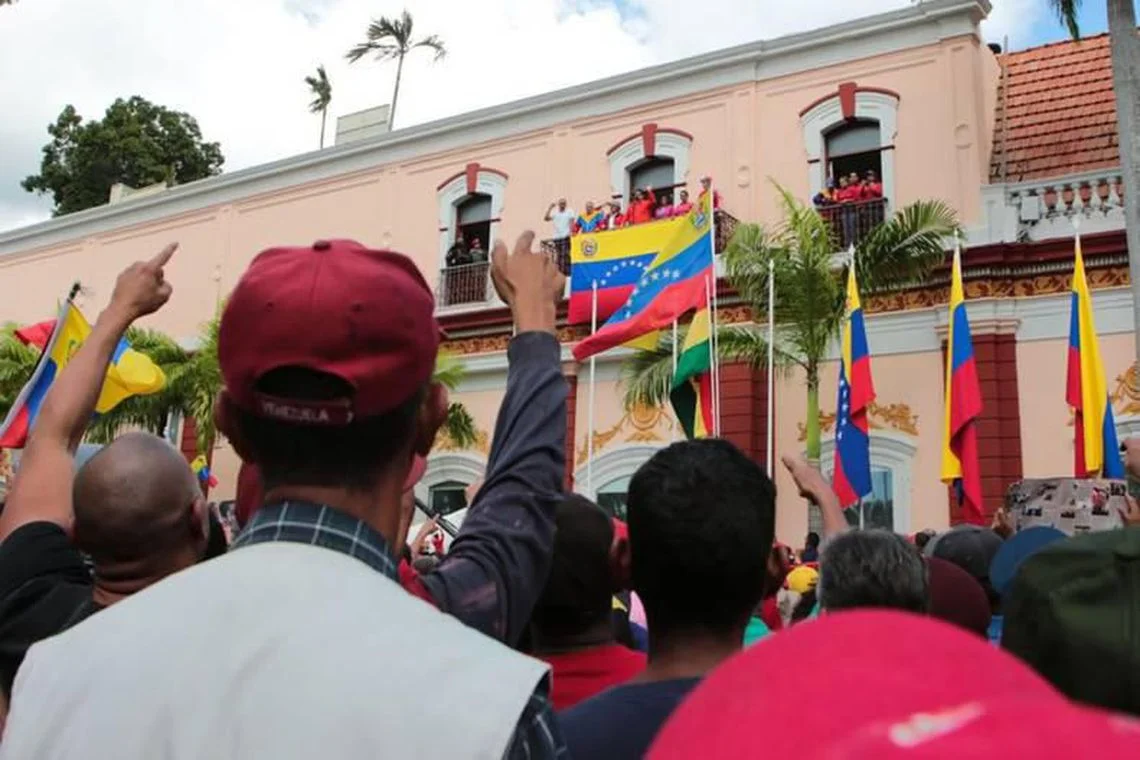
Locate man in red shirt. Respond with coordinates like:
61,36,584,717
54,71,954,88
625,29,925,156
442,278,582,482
600,201,627,230
863,170,883,199
628,187,657,225
672,189,693,217
530,494,645,710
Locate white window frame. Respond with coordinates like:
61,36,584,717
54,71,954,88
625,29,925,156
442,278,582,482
436,170,507,275
607,132,692,203
811,430,916,535
573,444,662,501
801,89,899,207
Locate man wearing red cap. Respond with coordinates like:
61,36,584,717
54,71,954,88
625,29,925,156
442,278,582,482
1,235,570,759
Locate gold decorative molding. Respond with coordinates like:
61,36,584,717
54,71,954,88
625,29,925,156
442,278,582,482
576,403,675,466
1111,362,1140,417
433,427,491,455
796,401,919,441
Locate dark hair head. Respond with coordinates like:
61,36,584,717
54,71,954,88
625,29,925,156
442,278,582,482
628,439,776,636
531,494,615,639
819,530,929,614
806,531,821,549
227,367,423,492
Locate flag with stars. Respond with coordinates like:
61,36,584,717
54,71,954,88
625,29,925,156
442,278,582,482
572,196,715,361
832,265,876,508
568,215,689,325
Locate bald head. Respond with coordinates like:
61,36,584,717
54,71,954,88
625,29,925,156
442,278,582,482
73,432,205,570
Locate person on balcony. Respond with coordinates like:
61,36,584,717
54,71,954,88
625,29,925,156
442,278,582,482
863,170,883,199
672,189,693,217
812,179,837,208
445,235,471,267
628,187,656,225
654,192,675,220
574,202,605,234
469,238,487,263
698,176,723,210
545,198,576,261
600,201,627,231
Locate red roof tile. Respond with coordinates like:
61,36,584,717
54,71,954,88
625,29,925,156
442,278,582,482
989,34,1120,183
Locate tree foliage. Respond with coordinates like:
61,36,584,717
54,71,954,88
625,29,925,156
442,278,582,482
346,9,446,128
22,96,224,216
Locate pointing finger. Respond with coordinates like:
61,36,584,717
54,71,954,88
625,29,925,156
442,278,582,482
148,242,179,269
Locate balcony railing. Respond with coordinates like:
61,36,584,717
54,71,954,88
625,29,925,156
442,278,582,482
539,209,741,272
437,261,490,307
817,197,887,250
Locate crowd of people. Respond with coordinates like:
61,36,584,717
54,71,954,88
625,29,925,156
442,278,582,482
812,169,883,207
0,231,1139,757
812,170,886,248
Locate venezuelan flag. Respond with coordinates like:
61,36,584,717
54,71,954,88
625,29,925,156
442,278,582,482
568,215,688,325
1066,238,1124,478
572,197,714,361
0,302,166,449
940,246,984,523
670,304,715,439
832,266,876,508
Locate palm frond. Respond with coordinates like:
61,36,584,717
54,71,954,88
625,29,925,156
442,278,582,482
443,402,477,449
433,352,466,390
414,34,447,61
854,199,959,294
1048,0,1082,38
305,65,332,114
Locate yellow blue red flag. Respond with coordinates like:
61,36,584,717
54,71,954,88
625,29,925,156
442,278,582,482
572,196,714,361
940,246,985,523
832,266,876,508
1066,238,1123,478
0,302,166,448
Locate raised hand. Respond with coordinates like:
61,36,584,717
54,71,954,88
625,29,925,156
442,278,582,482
108,242,177,323
490,231,564,334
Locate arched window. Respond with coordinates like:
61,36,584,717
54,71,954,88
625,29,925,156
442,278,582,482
596,475,632,521
455,193,492,253
428,479,469,517
825,120,883,184
808,431,915,535
628,157,678,206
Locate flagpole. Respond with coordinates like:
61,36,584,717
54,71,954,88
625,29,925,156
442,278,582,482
766,257,775,477
587,280,599,495
670,318,679,442
708,186,722,436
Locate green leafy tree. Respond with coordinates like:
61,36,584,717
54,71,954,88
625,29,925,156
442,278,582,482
622,185,959,463
1047,1,1140,365
0,323,39,418
305,65,333,149
22,96,224,216
346,9,446,130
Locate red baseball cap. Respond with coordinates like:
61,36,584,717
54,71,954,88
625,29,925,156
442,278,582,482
219,240,440,424
648,611,1139,758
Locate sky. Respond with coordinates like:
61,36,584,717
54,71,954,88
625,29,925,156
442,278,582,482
0,0,1118,233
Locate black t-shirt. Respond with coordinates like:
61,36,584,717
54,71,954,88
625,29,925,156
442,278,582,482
0,522,100,696
559,677,701,760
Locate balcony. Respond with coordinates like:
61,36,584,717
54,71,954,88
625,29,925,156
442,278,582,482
817,198,887,250
437,262,490,307
973,168,1126,245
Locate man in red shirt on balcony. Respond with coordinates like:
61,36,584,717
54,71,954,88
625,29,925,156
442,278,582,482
672,189,693,217
863,170,883,199
628,187,656,225
600,201,627,230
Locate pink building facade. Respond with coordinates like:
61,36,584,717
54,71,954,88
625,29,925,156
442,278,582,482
0,0,1134,544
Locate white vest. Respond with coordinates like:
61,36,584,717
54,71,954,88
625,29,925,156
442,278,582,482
1,543,548,760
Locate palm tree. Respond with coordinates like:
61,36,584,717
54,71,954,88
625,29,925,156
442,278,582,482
345,9,446,131
622,185,959,463
305,65,333,149
1048,1,1140,366
0,323,39,419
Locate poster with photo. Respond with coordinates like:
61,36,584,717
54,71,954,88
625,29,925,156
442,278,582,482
1005,478,1126,535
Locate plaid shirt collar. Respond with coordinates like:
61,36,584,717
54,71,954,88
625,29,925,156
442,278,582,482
231,501,398,580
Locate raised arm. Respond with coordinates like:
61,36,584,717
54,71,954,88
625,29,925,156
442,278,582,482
418,232,566,644
0,244,177,541
543,202,556,222
782,454,848,541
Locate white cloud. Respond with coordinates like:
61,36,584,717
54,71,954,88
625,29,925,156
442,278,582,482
0,0,1046,232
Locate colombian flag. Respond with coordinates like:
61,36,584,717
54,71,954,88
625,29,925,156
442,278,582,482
0,302,167,449
832,266,875,508
670,305,715,439
940,246,984,523
572,196,714,361
1066,238,1124,478
568,214,691,325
